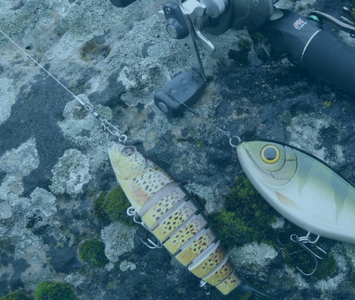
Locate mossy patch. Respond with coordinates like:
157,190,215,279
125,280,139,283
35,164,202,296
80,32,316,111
93,186,132,226
0,292,31,300
35,282,77,300
78,240,108,267
228,38,251,65
209,176,277,248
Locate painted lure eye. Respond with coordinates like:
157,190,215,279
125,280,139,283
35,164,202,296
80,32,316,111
122,146,135,157
261,145,280,164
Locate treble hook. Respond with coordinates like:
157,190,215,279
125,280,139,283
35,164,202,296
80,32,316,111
126,206,163,250
199,280,211,296
126,206,143,225
140,238,162,249
289,232,327,276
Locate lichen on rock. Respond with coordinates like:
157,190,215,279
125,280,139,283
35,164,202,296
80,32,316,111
230,242,278,271
100,221,137,263
0,78,16,125
49,149,91,196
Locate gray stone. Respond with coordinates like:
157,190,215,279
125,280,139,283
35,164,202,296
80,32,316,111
101,222,137,263
0,0,355,299
49,149,91,196
0,78,16,125
46,244,84,274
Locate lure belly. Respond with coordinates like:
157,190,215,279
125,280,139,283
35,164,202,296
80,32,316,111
237,141,355,245
108,143,273,299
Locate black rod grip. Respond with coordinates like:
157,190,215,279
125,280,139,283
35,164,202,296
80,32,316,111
301,30,355,96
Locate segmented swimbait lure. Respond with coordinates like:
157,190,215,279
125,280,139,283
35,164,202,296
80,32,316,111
108,143,273,299
237,141,355,245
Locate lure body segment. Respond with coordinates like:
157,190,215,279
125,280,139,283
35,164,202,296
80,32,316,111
108,143,242,295
237,141,355,245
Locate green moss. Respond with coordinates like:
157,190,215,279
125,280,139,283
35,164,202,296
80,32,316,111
93,192,111,226
35,282,77,300
0,292,31,300
250,32,263,44
228,38,251,65
238,38,252,53
93,186,132,226
78,240,108,267
283,242,337,278
209,176,277,248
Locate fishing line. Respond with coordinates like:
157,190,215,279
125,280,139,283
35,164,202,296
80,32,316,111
0,26,243,174
0,29,85,107
0,28,127,143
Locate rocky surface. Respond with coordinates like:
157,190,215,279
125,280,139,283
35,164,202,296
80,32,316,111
1,0,355,299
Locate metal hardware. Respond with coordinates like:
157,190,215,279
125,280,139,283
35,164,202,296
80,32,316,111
200,0,228,18
199,280,211,296
126,206,162,249
289,232,327,276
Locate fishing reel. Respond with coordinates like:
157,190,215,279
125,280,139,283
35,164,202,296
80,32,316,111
110,0,355,117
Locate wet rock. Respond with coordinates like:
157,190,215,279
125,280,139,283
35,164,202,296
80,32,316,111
0,273,10,297
47,244,84,273
1,0,355,299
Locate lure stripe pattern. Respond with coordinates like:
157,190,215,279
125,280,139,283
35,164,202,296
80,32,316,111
108,143,241,295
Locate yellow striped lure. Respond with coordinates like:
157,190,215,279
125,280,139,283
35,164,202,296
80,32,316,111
108,143,274,299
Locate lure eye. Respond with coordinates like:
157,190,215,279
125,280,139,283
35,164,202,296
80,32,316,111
121,146,136,157
261,145,280,164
